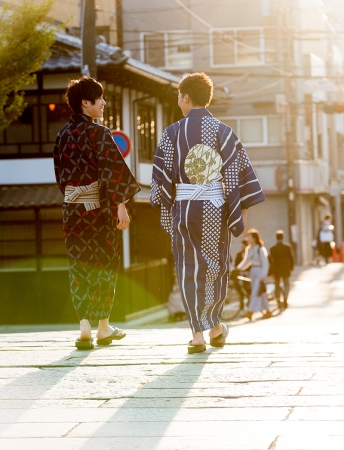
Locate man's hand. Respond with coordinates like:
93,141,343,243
239,208,248,236
116,203,130,230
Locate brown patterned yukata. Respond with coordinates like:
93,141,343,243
54,114,140,320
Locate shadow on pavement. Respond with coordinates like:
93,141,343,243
78,350,211,449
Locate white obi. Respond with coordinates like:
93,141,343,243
64,181,100,211
175,175,225,208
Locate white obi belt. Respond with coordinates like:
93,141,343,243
64,181,100,211
175,174,225,208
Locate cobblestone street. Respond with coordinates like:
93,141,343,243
1,264,344,449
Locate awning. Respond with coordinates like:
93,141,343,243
0,185,63,209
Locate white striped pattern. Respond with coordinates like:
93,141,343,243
64,182,100,211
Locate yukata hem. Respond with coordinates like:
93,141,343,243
191,320,222,333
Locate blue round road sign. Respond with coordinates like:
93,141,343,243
111,130,131,158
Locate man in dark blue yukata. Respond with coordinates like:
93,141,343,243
151,72,265,354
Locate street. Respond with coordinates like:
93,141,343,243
0,263,344,449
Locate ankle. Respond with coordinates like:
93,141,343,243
192,331,205,344
97,318,110,332
80,319,90,329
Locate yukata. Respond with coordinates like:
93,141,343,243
237,244,270,312
54,114,140,321
151,108,265,333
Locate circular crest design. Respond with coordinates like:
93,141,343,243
184,144,222,185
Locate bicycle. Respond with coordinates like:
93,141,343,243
222,270,276,321
222,270,251,320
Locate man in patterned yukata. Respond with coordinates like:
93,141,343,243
150,73,265,354
54,77,140,349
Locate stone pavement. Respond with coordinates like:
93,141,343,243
1,264,344,449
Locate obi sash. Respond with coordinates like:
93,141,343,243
64,181,100,211
175,177,225,208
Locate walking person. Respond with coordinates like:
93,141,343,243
150,72,265,353
317,214,335,264
270,230,294,310
54,76,140,349
233,238,250,313
237,229,271,321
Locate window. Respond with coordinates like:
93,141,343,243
221,115,282,147
142,32,192,69
101,93,122,131
0,94,71,157
210,27,278,67
136,102,156,163
0,91,123,157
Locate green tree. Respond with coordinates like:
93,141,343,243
0,0,56,130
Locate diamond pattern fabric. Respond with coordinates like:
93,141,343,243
54,113,140,320
151,108,265,333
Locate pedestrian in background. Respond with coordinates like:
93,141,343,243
270,230,294,310
54,76,140,350
317,214,334,264
237,229,271,321
233,238,250,313
150,72,265,353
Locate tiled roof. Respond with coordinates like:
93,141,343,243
125,58,180,87
0,185,63,209
41,33,180,87
0,184,151,208
41,33,128,71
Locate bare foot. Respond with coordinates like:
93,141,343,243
208,323,223,339
191,331,205,346
79,319,91,340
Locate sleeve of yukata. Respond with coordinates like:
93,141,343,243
53,129,65,195
150,132,165,209
220,125,266,237
150,127,176,236
97,126,141,222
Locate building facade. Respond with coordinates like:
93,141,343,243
0,15,181,323
121,0,344,263
2,0,344,323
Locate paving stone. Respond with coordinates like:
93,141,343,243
0,422,77,438
0,264,344,448
0,407,290,423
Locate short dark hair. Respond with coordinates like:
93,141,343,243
65,76,104,114
276,230,284,240
325,214,332,221
178,72,213,107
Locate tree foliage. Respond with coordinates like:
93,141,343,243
0,0,56,130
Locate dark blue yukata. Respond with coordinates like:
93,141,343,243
151,108,265,333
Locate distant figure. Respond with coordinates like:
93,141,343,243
233,238,250,312
235,238,249,267
237,229,271,321
168,272,187,322
317,214,334,264
270,230,294,310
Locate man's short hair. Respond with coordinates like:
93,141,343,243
325,214,332,221
65,76,104,114
276,230,284,240
178,72,213,107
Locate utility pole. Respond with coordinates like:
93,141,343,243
81,0,97,78
277,0,297,258
116,0,123,48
